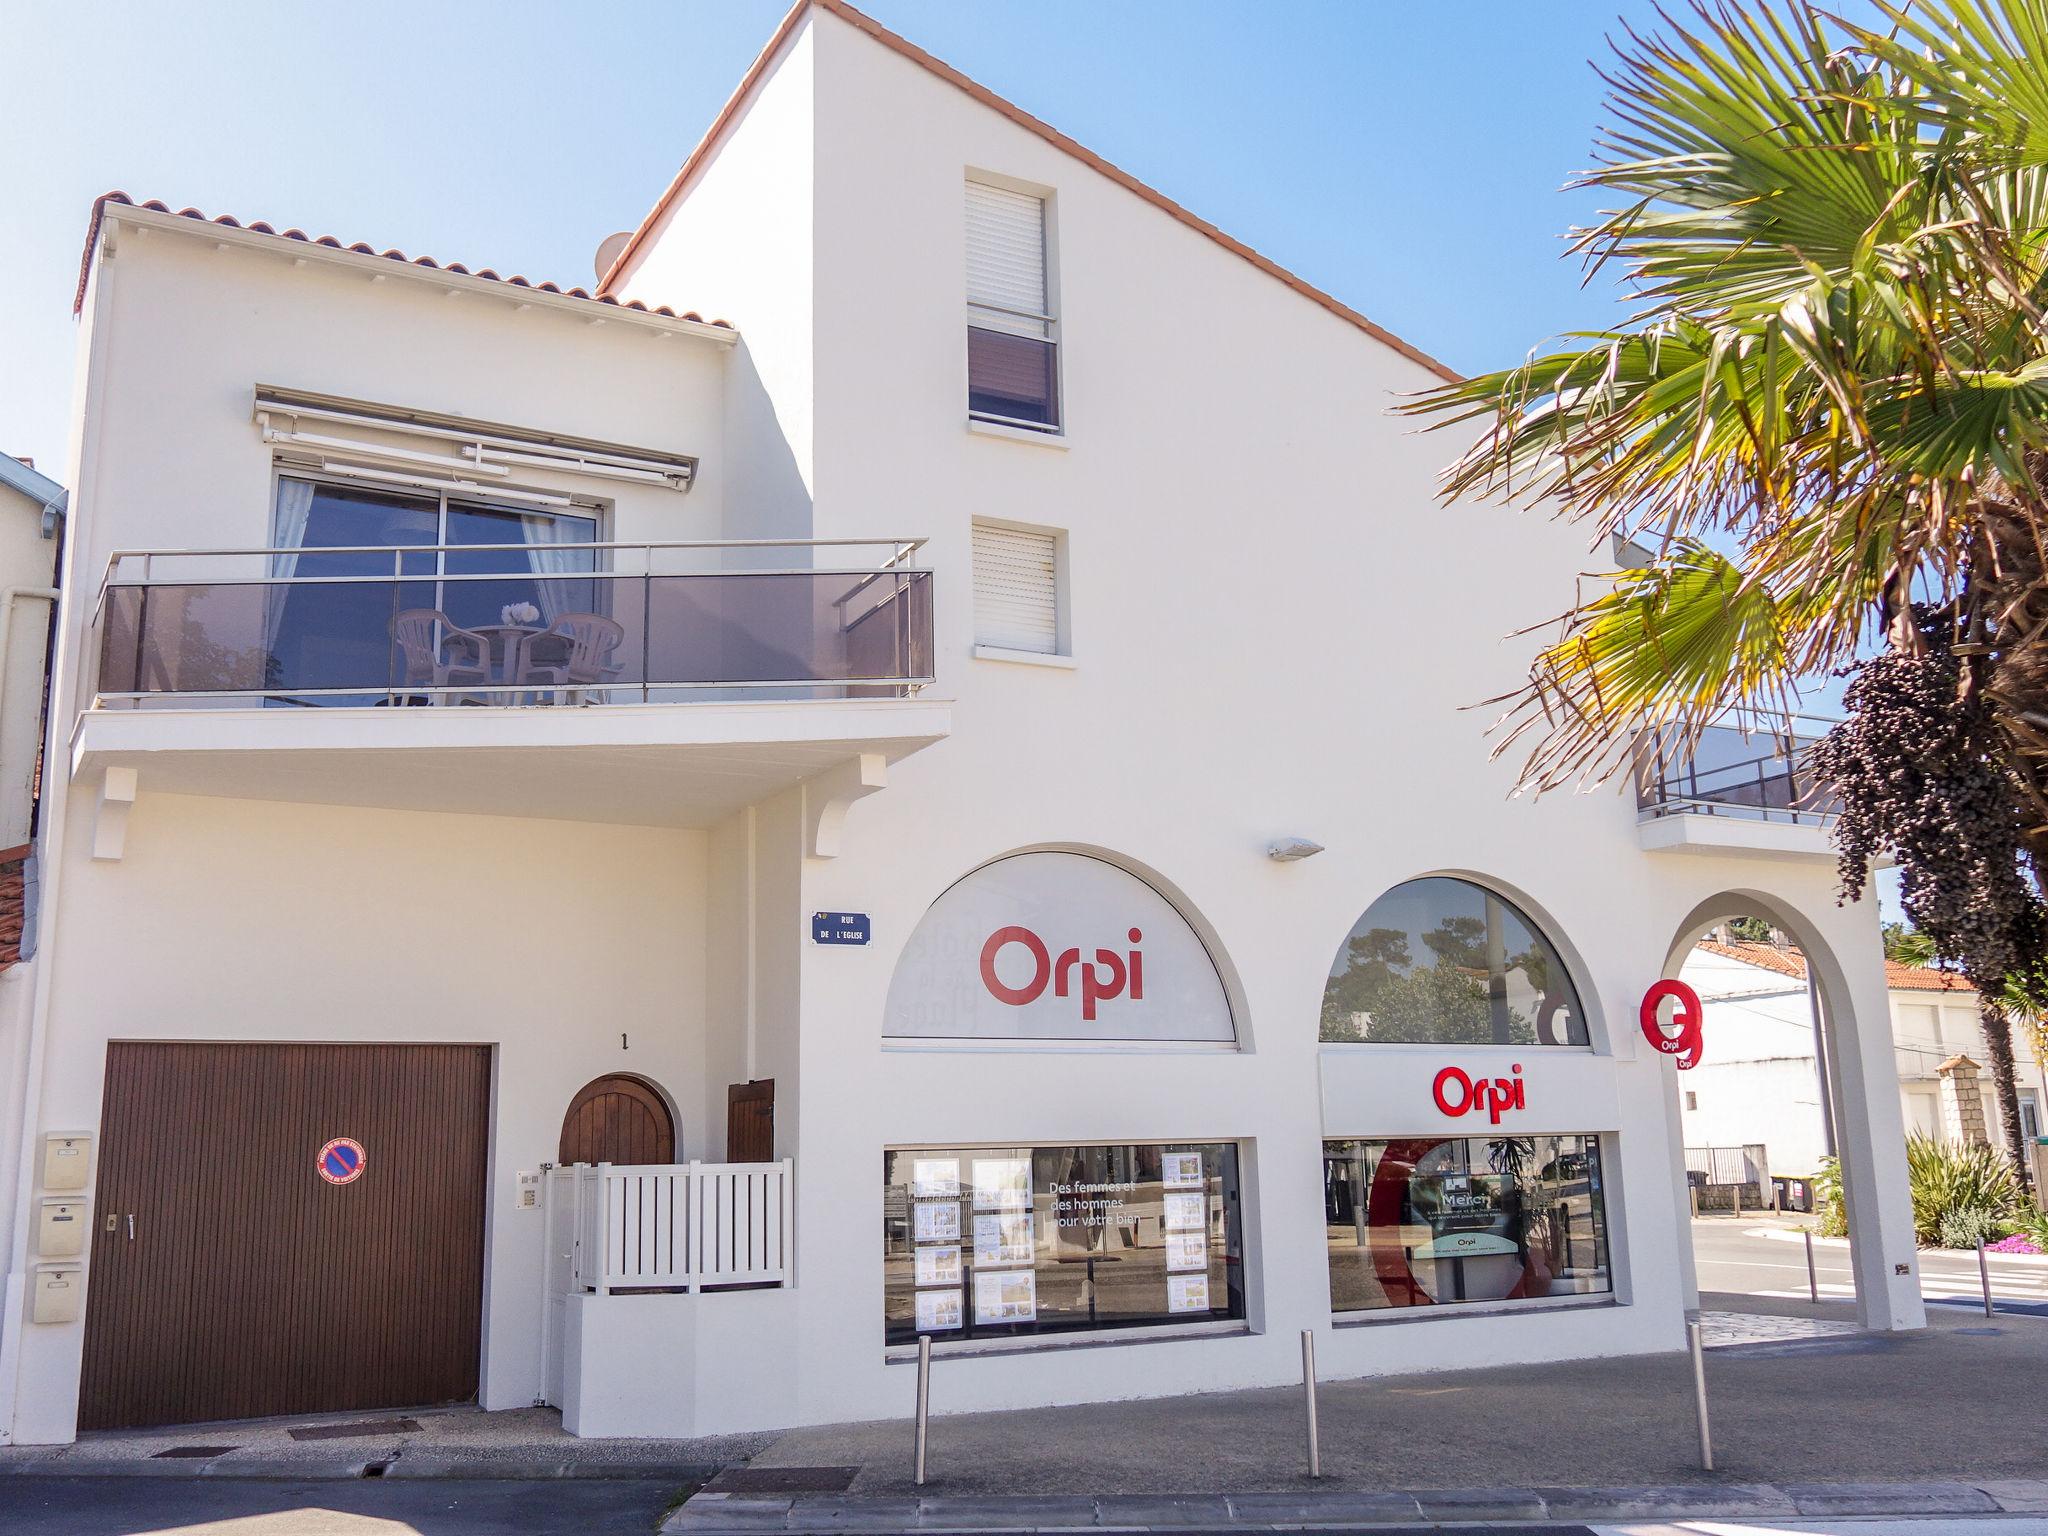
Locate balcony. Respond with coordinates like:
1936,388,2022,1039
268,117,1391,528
72,539,949,836
1635,714,1841,859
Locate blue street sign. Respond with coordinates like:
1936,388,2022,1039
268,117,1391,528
812,911,871,946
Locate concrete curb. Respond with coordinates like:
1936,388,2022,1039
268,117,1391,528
0,1453,717,1482
665,1478,2048,1532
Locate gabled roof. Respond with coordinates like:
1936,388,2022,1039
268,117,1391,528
1693,939,1975,996
75,193,734,332
598,0,1459,384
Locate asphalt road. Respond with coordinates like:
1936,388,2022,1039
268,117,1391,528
1688,1216,2048,1311
0,1476,690,1536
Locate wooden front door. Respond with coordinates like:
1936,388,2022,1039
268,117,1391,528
79,1042,491,1431
727,1079,775,1162
558,1075,675,1165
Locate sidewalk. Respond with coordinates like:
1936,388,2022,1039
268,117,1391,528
672,1293,2048,1530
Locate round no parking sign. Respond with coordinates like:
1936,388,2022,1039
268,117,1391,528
316,1138,366,1185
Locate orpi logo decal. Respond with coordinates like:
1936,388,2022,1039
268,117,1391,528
1432,1063,1526,1123
979,925,1145,1022
1640,979,1705,1069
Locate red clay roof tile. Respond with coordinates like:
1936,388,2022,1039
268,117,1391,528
1695,938,1974,994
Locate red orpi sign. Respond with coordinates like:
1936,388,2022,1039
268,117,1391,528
1640,980,1705,1069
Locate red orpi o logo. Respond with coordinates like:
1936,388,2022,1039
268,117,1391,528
979,926,1145,1021
1640,979,1705,1069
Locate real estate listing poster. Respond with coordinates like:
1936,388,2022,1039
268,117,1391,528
1164,1232,1208,1272
1163,1191,1207,1232
914,1288,963,1332
913,1201,961,1243
914,1245,963,1287
972,1211,1034,1266
1161,1152,1205,1189
1166,1273,1211,1314
973,1267,1038,1324
911,1158,960,1200
972,1157,1032,1212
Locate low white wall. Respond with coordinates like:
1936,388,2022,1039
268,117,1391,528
562,1288,800,1439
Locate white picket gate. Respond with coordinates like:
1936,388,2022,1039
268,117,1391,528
564,1160,793,1294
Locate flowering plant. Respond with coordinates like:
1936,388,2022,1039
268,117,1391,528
500,602,540,626
1987,1233,2043,1255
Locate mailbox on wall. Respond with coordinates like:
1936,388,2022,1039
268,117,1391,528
40,1133,91,1193
31,1265,81,1325
36,1198,86,1259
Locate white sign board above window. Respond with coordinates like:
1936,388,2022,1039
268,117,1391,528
885,852,1235,1043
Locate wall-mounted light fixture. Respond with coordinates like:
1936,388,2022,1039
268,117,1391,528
1267,837,1324,862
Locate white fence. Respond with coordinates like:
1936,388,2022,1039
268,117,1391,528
566,1160,793,1294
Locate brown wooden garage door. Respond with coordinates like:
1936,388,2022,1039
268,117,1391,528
80,1042,491,1430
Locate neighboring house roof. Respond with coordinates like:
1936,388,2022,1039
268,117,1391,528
596,0,1460,384
1693,939,1975,997
0,844,29,975
0,456,64,517
74,193,734,329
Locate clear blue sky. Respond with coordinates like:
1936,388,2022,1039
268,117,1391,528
1,0,1649,474
0,0,1899,918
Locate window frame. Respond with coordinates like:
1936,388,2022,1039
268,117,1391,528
970,514,1073,664
965,169,1065,437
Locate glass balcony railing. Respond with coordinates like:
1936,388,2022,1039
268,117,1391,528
1635,714,1841,825
90,539,935,709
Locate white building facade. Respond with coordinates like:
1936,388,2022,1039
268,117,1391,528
1,0,1926,1447
1680,938,2048,1188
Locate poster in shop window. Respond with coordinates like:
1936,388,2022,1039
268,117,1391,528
1164,1232,1208,1272
913,1201,961,1243
972,1158,1032,1211
1163,1191,1207,1232
973,1211,1034,1266
912,1158,960,1200
1161,1152,1205,1189
915,1288,963,1332
973,1267,1038,1324
1166,1273,1211,1314
914,1245,963,1287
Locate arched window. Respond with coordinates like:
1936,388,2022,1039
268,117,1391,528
1321,877,1587,1046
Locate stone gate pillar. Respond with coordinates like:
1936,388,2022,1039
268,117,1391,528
1937,1055,1989,1147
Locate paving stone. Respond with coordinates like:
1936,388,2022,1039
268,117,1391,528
1411,1485,1548,1520
1091,1494,1241,1527
1979,1480,2048,1513
1532,1483,1798,1520
1224,1490,1427,1524
1784,1481,1999,1515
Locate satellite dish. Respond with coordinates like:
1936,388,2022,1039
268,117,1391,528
594,231,633,285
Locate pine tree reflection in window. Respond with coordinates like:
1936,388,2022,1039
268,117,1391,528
1320,877,1587,1045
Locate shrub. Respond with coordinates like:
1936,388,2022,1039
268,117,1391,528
1905,1135,2026,1247
1937,1207,2002,1251
1813,1157,1847,1238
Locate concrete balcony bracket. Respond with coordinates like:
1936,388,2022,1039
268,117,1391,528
92,766,139,861
805,752,887,860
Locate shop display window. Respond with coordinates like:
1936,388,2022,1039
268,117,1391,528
1321,877,1588,1046
1324,1135,1611,1313
883,1142,1245,1345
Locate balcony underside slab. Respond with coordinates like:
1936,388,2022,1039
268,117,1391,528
1637,811,1835,861
70,698,951,828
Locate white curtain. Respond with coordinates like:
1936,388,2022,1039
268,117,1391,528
262,479,318,662
520,511,592,624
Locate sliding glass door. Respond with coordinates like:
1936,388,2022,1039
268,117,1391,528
265,476,600,704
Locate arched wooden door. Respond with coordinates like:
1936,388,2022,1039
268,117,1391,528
559,1075,675,1165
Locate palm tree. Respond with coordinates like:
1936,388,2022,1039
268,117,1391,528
1403,0,2048,1183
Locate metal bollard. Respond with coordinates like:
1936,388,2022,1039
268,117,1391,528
1686,1319,1714,1471
1978,1242,1996,1319
1804,1229,1819,1303
914,1335,932,1486
1690,1185,1700,1219
1301,1330,1322,1479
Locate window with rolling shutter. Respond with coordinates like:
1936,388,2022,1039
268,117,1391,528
967,179,1060,431
973,521,1061,654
